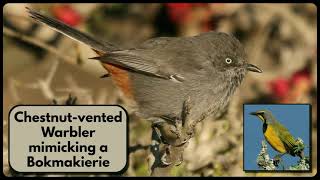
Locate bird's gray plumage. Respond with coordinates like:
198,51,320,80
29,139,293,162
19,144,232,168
27,8,259,123
121,32,249,121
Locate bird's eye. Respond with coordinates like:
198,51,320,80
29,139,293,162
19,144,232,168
225,58,233,64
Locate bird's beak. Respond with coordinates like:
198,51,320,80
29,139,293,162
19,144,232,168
250,111,265,122
250,112,258,116
247,64,262,73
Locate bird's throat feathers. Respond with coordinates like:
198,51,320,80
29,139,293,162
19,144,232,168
257,114,266,123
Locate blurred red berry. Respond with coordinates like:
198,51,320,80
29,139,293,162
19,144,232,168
52,5,82,26
165,3,192,24
290,68,310,86
269,78,290,99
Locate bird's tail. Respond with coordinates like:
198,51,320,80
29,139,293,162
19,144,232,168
26,7,120,53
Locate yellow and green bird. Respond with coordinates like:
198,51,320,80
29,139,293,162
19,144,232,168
250,109,304,158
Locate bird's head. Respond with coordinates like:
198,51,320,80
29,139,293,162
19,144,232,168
197,32,262,87
201,32,262,72
250,109,274,124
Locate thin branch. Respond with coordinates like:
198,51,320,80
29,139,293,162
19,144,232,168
23,60,59,100
129,144,150,154
3,27,76,65
8,78,22,103
256,139,310,171
4,12,33,21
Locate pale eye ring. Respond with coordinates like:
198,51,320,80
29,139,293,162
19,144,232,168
225,58,233,64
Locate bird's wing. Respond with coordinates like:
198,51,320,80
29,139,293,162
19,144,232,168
27,8,119,52
275,122,297,154
91,50,185,82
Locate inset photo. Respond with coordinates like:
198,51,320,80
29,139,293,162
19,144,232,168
243,104,311,172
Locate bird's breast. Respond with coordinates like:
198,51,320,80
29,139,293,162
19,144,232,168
264,125,287,154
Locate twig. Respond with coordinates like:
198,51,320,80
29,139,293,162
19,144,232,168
23,60,59,100
4,12,34,21
8,60,59,103
3,27,76,65
8,60,95,105
129,144,150,154
8,78,22,103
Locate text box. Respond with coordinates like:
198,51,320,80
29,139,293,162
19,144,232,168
9,105,128,173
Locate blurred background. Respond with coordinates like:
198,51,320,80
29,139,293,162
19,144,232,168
3,3,317,176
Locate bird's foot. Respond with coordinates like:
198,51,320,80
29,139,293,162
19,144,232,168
273,154,284,167
160,145,184,167
168,96,193,147
151,115,191,147
168,116,191,147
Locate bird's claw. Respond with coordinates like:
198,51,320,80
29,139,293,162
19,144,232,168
273,154,283,167
160,152,172,166
175,154,184,166
160,146,184,166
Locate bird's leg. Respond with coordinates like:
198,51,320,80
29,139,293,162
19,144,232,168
161,98,192,166
167,116,187,147
151,118,177,145
150,121,184,167
273,153,285,167
151,97,193,147
149,97,193,168
293,138,305,158
168,97,193,147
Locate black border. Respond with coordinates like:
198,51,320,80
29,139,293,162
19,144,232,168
242,104,313,173
1,0,319,3
7,105,129,175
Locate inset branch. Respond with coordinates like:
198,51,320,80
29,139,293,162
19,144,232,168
256,139,310,171
256,140,276,170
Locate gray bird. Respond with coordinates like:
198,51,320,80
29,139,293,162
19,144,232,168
27,8,262,136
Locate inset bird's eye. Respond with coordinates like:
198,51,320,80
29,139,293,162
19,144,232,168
225,58,232,64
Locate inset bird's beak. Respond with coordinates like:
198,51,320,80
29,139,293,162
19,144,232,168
250,112,258,116
247,64,262,73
